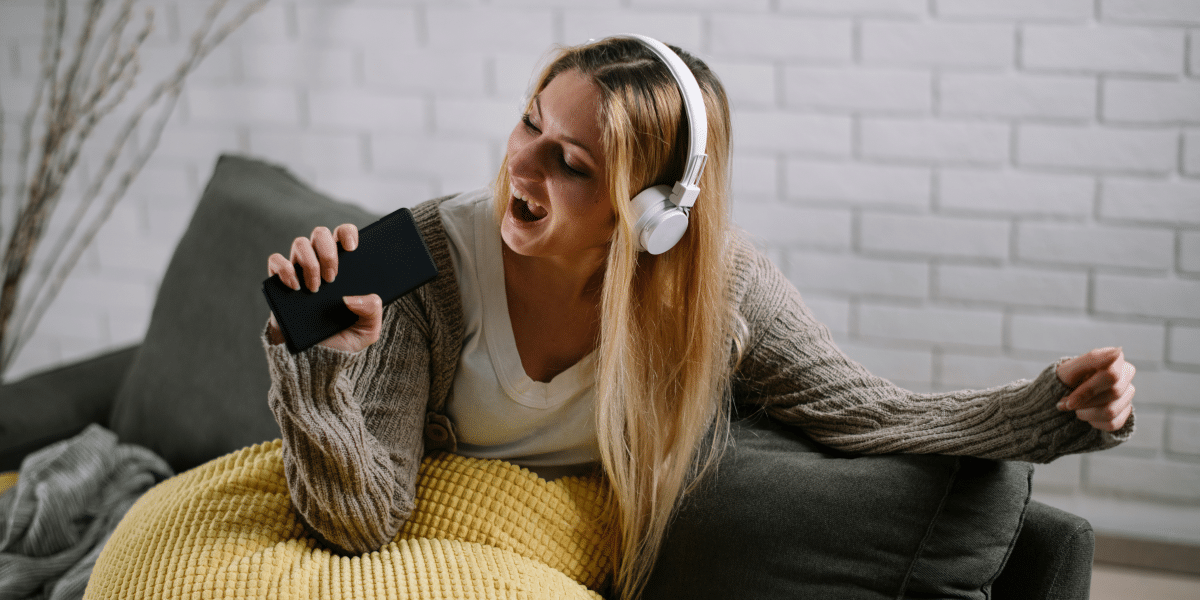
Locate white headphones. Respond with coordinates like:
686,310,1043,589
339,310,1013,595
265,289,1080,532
619,34,709,255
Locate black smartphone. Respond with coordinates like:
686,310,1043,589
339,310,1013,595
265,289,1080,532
261,207,438,354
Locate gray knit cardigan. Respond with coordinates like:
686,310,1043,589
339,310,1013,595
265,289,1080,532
263,194,1132,555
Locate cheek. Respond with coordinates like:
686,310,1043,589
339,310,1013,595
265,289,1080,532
586,196,616,234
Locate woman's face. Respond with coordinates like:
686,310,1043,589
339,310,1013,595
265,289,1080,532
501,69,614,261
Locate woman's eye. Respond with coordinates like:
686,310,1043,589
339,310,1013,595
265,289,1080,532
521,113,539,132
562,158,587,177
520,112,586,177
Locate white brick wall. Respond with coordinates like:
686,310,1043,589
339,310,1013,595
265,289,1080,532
2,0,1198,546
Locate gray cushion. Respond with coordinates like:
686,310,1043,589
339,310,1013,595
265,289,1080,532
0,346,138,471
108,155,378,472
643,415,1032,599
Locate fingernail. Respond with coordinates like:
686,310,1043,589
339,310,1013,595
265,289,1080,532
1056,400,1068,411
343,296,358,308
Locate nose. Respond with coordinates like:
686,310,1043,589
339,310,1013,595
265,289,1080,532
507,135,544,186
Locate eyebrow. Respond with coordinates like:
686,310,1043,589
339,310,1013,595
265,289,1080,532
533,95,599,164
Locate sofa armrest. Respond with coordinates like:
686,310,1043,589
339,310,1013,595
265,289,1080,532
644,415,1033,600
0,345,140,471
992,499,1094,600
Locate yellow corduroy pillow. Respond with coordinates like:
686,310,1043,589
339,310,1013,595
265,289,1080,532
0,471,17,496
86,440,611,599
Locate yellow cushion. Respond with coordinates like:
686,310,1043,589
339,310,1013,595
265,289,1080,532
86,440,611,599
0,471,17,496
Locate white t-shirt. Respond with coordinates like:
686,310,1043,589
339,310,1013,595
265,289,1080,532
439,190,601,478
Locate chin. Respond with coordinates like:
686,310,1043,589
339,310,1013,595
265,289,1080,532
499,219,542,257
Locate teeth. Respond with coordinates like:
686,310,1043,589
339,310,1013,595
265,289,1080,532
513,192,548,219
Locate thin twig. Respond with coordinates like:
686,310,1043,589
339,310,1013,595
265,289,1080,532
0,66,6,243
1,1,105,355
54,0,104,136
75,2,138,144
7,0,63,258
75,0,136,116
7,0,272,367
25,7,150,292
0,0,67,358
35,0,105,229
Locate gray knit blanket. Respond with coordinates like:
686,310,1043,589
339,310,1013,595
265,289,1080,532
0,424,172,600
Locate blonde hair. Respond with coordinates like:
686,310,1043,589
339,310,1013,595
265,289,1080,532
493,38,737,600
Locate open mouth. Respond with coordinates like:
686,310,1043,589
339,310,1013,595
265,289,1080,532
512,195,547,223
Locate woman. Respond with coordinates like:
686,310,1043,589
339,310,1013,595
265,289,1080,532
263,35,1135,599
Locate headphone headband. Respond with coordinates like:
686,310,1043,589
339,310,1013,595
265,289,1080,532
617,34,708,209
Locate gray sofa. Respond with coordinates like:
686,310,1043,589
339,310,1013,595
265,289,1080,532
0,155,1094,599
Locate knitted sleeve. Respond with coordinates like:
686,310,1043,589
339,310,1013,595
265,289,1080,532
730,240,1133,463
262,300,431,554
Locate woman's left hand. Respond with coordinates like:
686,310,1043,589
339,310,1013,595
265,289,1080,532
1055,347,1136,432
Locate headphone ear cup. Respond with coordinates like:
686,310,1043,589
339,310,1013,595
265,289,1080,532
630,184,689,255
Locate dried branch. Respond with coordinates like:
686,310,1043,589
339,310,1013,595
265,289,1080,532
1,0,271,374
6,0,64,255
74,0,136,117
1,0,68,352
0,81,6,243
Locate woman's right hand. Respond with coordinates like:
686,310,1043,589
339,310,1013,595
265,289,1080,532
265,224,384,354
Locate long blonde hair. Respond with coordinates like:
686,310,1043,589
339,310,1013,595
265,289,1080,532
493,37,736,600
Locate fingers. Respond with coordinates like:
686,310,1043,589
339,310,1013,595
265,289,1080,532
318,294,383,352
268,224,358,293
1058,351,1134,410
1074,383,1135,432
343,294,382,320
310,226,339,288
1056,346,1123,389
267,252,300,290
1056,347,1137,432
335,223,359,252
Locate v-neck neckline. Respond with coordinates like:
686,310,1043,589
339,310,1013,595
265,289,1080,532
475,198,595,409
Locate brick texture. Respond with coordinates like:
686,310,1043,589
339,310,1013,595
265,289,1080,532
1018,124,1177,174
1017,221,1174,269
936,0,1093,20
938,169,1094,217
1181,231,1200,273
936,265,1088,309
786,160,931,208
1023,25,1185,75
1102,0,1200,24
1104,80,1200,123
1185,130,1200,175
1009,315,1166,362
1169,414,1200,456
733,111,852,156
862,21,1014,68
1095,275,1200,319
862,118,1010,164
711,15,852,60
861,212,1009,259
1169,326,1200,366
785,67,931,112
939,73,1095,120
858,304,1005,347
1101,178,1200,225
3,0,1197,547
780,0,926,16
1087,455,1200,502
